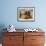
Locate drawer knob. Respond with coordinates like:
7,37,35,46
9,38,14,40
32,39,36,40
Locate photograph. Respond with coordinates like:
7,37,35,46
17,7,35,21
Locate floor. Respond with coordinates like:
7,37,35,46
0,44,2,46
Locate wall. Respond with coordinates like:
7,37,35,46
0,0,46,30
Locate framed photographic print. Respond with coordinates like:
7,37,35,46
17,7,35,22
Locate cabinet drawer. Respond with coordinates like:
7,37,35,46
3,43,23,46
32,44,44,46
3,36,23,44
3,32,23,36
32,36,45,44
24,32,44,36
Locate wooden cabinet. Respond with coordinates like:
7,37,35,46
3,32,24,46
2,32,45,46
24,32,45,46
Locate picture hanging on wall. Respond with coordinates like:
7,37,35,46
17,7,35,22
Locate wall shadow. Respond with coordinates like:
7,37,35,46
0,24,7,43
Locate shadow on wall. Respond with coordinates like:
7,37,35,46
0,24,7,43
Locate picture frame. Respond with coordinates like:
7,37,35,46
17,7,35,22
